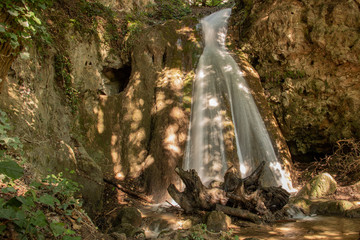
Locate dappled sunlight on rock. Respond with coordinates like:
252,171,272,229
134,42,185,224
93,106,105,134
164,124,181,156
129,128,146,147
170,107,185,120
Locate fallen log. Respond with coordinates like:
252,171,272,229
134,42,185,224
167,168,227,213
103,178,153,203
168,162,290,221
215,204,261,223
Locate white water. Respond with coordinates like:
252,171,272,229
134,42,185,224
184,8,292,191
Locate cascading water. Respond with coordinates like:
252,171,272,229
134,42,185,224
184,8,293,191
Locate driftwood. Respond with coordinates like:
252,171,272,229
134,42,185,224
168,162,290,222
103,178,153,203
167,168,227,213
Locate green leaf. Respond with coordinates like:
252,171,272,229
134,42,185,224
50,222,67,237
39,4,46,10
32,16,42,25
17,196,35,208
7,10,19,17
0,224,6,233
0,24,5,33
0,208,17,220
0,160,23,179
30,210,47,227
38,194,59,208
63,236,81,240
5,197,22,208
10,39,20,49
29,181,41,188
1,186,16,193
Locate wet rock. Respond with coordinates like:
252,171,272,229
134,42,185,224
181,219,193,230
206,211,231,232
114,207,142,228
310,200,356,216
345,207,360,218
296,173,337,199
112,223,145,239
109,232,127,240
290,198,312,215
149,219,170,232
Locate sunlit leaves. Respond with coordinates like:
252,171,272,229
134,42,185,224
1,0,53,49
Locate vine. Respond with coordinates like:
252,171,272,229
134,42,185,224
0,0,53,50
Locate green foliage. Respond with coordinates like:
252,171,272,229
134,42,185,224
0,111,83,239
54,54,79,113
0,110,23,179
263,69,306,85
155,0,191,20
0,0,53,49
0,173,82,239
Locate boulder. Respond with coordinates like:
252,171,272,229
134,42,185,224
296,173,337,199
114,207,142,228
310,200,356,216
112,223,145,239
206,211,231,232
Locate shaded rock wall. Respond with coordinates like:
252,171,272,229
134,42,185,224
0,44,105,218
81,19,202,201
230,0,360,159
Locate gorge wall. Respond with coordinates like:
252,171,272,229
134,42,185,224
230,0,360,160
0,0,203,215
2,0,359,218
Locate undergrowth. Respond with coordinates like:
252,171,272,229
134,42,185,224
305,139,360,185
0,110,86,239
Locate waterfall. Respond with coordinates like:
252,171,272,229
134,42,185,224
184,8,292,191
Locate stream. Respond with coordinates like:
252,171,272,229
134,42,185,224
234,216,360,240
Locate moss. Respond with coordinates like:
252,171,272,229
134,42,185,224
296,173,337,199
290,197,312,214
54,54,79,114
310,200,356,216
183,71,195,113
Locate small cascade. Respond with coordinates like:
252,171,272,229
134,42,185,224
184,8,292,191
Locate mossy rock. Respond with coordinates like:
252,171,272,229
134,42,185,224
345,207,360,218
296,173,337,199
290,197,312,215
206,211,231,232
114,207,142,228
112,223,145,238
310,200,356,216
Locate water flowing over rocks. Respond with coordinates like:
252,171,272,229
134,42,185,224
1,3,360,238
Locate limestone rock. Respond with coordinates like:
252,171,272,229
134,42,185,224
296,173,337,199
112,223,145,239
109,232,127,240
149,219,170,233
114,207,142,228
205,211,231,232
310,200,356,216
230,0,360,157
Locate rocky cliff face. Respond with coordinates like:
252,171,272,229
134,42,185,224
230,0,360,159
80,18,202,201
0,0,202,214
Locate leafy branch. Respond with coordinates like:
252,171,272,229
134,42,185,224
0,0,53,50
